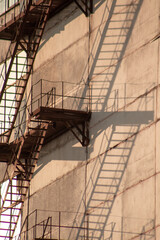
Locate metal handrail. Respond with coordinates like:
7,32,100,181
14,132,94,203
0,79,90,141
0,0,30,137
0,0,27,28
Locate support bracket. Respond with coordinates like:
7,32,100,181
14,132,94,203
65,120,90,146
74,0,93,17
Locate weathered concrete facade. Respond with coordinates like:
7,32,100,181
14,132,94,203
1,0,160,239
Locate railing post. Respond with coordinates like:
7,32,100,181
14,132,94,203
62,81,64,109
33,209,37,239
0,121,1,136
35,209,37,238
41,79,42,107
18,110,20,137
31,86,33,114
59,211,61,240
4,91,6,132
51,88,53,107
50,217,52,239
43,220,45,237
88,82,92,112
14,0,16,20
5,0,6,26
87,213,89,240
54,87,56,108
4,59,7,132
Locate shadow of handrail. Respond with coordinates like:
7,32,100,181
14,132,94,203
68,0,148,239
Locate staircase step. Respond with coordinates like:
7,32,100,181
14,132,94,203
0,228,15,232
0,221,17,225
15,170,34,174
26,134,45,138
30,120,49,123
12,85,26,88
7,192,26,196
1,213,19,217
6,92,23,95
17,164,35,168
3,207,21,210
5,199,24,203
0,236,12,239
0,106,19,109
28,127,47,131
11,184,29,188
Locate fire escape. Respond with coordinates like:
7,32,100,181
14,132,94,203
0,0,92,239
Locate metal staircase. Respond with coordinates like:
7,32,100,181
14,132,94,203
0,0,53,238
0,0,54,143
0,0,93,238
0,117,49,239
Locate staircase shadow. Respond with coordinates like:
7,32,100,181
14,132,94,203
68,105,154,239
66,0,157,239
76,0,143,110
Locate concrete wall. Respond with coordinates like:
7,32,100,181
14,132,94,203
20,0,160,239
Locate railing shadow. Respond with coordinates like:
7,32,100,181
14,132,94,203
69,120,153,239
68,85,154,239
76,0,144,110
14,207,155,239
66,0,156,239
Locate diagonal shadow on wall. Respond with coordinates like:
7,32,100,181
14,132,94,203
66,0,155,239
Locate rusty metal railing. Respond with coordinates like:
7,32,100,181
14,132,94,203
6,79,90,142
